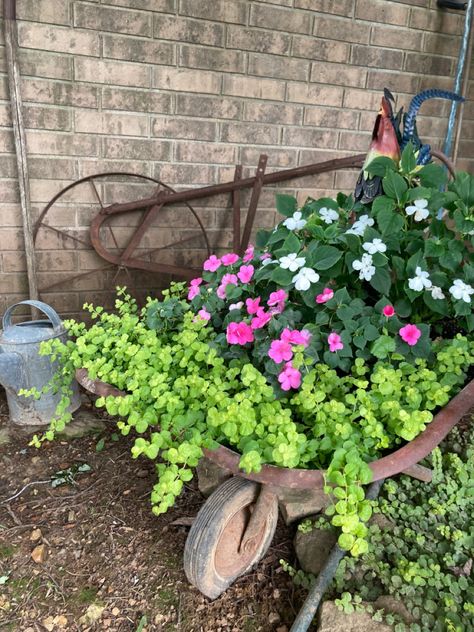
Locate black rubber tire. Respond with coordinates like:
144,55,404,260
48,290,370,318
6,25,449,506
184,477,279,600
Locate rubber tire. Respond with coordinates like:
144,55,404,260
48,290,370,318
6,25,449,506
184,477,279,600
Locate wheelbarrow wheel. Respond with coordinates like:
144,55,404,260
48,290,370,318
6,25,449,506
184,477,278,600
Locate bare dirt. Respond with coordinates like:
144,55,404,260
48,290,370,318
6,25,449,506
0,392,306,632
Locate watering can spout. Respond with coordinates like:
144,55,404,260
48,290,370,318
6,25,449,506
0,350,27,393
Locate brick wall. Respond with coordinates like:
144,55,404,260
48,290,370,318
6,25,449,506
0,0,472,317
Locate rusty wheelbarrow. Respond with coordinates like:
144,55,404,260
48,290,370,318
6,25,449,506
75,368,474,600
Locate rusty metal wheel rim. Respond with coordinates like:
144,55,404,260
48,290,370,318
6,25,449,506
213,502,268,578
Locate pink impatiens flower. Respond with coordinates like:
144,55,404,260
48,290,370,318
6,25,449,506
281,328,311,348
316,288,334,304
216,273,238,299
260,253,272,261
196,308,211,321
237,264,254,284
268,339,293,364
267,289,287,313
203,255,221,272
328,332,344,352
246,297,261,315
278,362,302,391
383,305,395,317
251,307,272,329
243,245,255,262
221,253,239,266
399,324,421,346
226,321,254,346
187,277,203,300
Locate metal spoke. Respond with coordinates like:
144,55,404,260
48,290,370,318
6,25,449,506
39,264,116,293
38,223,91,249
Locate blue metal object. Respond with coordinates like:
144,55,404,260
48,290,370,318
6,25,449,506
0,300,80,426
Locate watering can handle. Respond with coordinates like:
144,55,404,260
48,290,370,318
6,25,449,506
2,300,63,331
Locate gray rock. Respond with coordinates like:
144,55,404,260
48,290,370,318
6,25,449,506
0,426,11,445
278,487,329,524
294,522,338,576
57,410,106,439
318,601,393,632
374,595,415,624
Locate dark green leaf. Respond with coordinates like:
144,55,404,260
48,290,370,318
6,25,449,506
276,193,297,217
370,267,391,294
311,245,343,270
377,207,404,236
382,171,408,202
371,335,396,359
400,141,417,174
365,156,397,177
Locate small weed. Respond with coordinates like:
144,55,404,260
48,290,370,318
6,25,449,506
0,545,16,559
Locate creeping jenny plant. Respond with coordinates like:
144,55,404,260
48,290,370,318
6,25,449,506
30,144,474,557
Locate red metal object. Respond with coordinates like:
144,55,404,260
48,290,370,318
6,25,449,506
75,369,474,490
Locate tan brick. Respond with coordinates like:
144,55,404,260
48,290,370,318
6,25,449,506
223,75,285,101
351,45,403,71
24,105,71,132
366,70,418,96
180,45,245,73
410,7,463,35
179,0,247,25
227,26,291,56
17,0,70,25
19,50,72,81
154,15,224,46
0,155,16,178
103,34,175,65
175,142,237,164
151,116,216,141
247,53,309,81
18,23,100,57
355,0,408,26
424,33,461,58
287,83,343,107
0,228,23,250
26,131,99,156
335,169,360,191
244,102,303,125
0,202,23,227
30,178,77,203
74,4,151,37
370,25,423,52
255,0,293,6
343,89,384,111
102,87,172,114
37,251,78,272
310,61,366,88
0,273,29,294
338,130,371,152
304,107,359,130
292,36,349,63
77,159,151,178
154,163,217,185
294,0,354,17
2,252,26,273
102,0,175,12
299,149,352,165
314,16,369,44
176,94,241,120
405,53,452,77
283,127,338,149
154,67,221,94
0,102,10,126
241,146,297,168
0,128,14,152
75,110,148,136
21,78,99,108
221,122,279,145
103,137,171,161
250,5,312,34
74,58,150,88
29,157,77,180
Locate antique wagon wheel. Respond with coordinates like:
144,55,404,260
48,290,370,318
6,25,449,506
33,173,210,317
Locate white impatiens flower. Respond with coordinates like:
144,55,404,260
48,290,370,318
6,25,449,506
346,214,375,236
229,301,244,311
319,207,339,224
362,238,387,255
279,252,306,272
292,267,320,291
405,199,429,222
408,266,432,292
429,286,445,300
261,257,275,266
449,279,474,303
352,253,376,282
283,211,307,231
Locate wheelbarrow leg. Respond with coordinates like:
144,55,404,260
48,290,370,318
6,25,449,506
240,484,278,553
240,154,267,255
232,164,242,253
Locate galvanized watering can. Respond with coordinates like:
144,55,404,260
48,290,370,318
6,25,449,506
0,300,81,426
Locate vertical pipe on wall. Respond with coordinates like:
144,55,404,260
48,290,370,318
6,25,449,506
3,0,39,306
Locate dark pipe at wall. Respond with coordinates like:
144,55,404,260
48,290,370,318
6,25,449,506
4,0,17,20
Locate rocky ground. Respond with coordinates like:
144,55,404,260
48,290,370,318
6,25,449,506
0,392,306,632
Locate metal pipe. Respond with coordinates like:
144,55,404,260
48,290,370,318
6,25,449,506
442,0,474,158
290,479,385,632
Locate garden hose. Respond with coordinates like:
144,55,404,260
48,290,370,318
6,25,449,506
290,478,385,632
